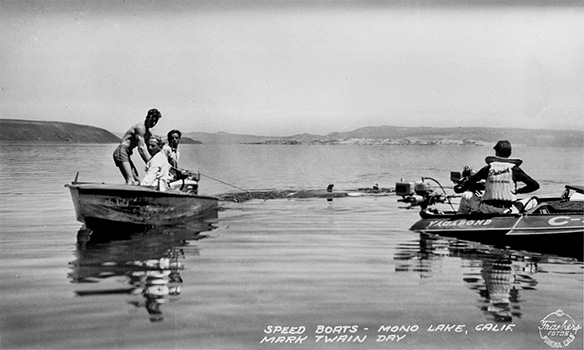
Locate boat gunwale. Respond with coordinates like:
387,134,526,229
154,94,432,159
412,202,583,235
417,194,583,220
65,182,218,201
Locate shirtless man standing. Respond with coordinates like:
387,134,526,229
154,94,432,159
112,108,162,184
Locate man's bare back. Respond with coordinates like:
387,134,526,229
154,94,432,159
120,122,149,154
113,109,162,184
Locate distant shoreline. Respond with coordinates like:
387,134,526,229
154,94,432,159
2,141,582,149
246,139,493,146
1,119,582,147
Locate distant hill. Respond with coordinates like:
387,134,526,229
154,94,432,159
113,133,202,144
319,126,583,147
183,131,274,144
0,119,120,143
180,137,201,144
185,126,583,147
1,119,582,147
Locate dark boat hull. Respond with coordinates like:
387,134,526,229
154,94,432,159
410,212,584,236
410,211,583,259
66,183,218,228
405,184,584,259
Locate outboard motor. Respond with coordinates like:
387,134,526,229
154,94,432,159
397,178,435,208
395,179,415,197
169,168,200,194
396,177,448,211
414,180,433,197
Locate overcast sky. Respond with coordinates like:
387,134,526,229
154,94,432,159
1,0,583,136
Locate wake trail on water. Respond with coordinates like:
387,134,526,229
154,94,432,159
216,184,394,202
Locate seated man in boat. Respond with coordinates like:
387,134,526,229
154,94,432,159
113,108,162,184
140,135,171,191
454,166,484,214
161,129,201,193
162,129,185,182
454,140,539,214
162,129,181,169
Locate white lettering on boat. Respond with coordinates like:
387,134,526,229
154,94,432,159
105,198,131,208
548,216,571,226
428,219,492,228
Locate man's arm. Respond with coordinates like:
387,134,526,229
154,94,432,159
135,126,151,163
454,166,488,193
513,167,539,194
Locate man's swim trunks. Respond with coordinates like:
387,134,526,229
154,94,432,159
113,144,134,167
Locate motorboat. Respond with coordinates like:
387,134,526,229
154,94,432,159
397,178,583,258
65,171,218,229
408,184,583,235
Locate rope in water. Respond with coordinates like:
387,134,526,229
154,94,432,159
200,173,250,193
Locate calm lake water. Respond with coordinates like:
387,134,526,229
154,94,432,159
0,142,582,350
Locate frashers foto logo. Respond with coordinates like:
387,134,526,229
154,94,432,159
539,310,582,348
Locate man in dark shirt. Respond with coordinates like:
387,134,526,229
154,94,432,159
454,140,539,214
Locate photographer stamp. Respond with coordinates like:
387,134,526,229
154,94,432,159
539,310,582,348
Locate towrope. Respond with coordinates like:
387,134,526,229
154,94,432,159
539,309,582,348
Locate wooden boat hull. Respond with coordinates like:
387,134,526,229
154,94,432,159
66,183,218,228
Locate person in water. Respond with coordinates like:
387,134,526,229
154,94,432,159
162,129,181,168
112,108,162,184
454,140,539,214
140,135,171,191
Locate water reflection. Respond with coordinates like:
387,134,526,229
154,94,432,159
462,256,538,323
393,235,446,279
393,233,576,323
68,215,217,322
